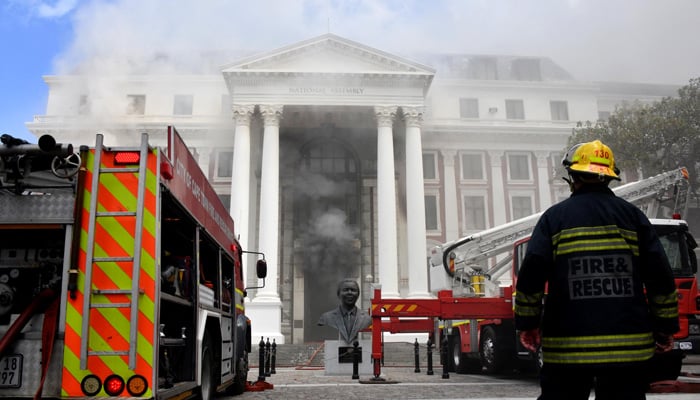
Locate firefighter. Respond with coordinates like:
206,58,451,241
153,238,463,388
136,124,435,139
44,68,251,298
514,140,679,400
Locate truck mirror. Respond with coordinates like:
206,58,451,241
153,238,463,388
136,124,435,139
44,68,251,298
256,259,267,279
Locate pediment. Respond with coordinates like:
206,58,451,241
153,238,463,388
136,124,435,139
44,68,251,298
222,34,435,75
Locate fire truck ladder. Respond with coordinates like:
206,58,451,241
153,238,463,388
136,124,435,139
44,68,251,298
79,132,150,370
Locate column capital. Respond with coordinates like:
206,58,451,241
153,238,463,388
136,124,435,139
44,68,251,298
534,151,550,167
488,150,504,168
260,104,284,127
441,150,458,167
403,106,425,128
374,105,398,128
233,104,255,126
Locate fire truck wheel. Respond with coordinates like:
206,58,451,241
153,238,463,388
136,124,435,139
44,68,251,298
479,326,513,374
228,351,248,395
451,334,482,374
201,335,215,400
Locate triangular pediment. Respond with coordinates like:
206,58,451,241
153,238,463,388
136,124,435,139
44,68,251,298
222,33,435,75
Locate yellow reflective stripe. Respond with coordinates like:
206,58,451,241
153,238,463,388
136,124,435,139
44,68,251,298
651,307,679,318
651,291,678,305
555,239,639,257
514,304,540,317
552,225,639,256
544,347,654,364
515,291,544,304
542,332,654,348
553,225,637,243
589,155,612,166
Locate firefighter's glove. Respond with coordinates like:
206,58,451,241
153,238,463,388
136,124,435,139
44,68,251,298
518,329,541,353
654,332,674,354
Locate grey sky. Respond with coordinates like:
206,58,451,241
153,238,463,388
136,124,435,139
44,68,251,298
53,0,699,85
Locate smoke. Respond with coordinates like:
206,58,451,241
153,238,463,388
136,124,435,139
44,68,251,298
48,0,699,85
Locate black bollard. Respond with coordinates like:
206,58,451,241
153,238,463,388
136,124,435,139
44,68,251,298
264,338,272,377
426,338,434,376
414,338,421,373
352,341,360,379
441,335,449,379
271,339,277,374
258,336,266,381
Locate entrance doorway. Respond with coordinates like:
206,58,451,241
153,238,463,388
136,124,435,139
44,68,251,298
294,137,361,342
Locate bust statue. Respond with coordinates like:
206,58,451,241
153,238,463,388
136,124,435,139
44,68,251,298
317,279,372,344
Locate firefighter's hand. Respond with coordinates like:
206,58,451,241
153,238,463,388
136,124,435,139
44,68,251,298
654,332,674,353
519,329,541,353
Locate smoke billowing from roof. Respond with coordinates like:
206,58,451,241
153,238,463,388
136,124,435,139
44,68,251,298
50,0,699,85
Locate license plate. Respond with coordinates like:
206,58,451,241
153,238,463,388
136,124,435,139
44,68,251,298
679,342,693,350
0,355,22,388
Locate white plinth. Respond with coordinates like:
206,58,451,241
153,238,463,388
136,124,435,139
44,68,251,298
246,298,285,344
324,339,373,376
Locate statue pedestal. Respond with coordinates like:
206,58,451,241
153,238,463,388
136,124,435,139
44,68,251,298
324,339,373,376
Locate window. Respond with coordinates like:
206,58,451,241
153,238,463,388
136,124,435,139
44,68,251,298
459,98,479,118
425,194,439,231
461,153,484,180
218,194,231,213
78,95,90,115
216,151,233,178
174,95,193,115
305,142,356,175
512,196,533,220
221,94,232,115
550,101,569,121
423,152,437,180
469,57,498,80
463,195,486,231
505,99,525,120
511,59,542,81
126,95,146,115
508,154,530,180
598,111,611,121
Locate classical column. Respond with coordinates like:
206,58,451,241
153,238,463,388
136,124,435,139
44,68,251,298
375,106,399,298
535,151,553,211
488,150,507,226
441,150,459,242
248,104,284,343
231,105,254,283
404,107,430,298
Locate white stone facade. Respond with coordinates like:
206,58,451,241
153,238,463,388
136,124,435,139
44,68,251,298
27,34,678,344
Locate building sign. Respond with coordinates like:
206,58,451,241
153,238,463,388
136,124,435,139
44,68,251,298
289,87,366,95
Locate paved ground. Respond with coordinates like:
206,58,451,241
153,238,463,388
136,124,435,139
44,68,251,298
229,355,700,399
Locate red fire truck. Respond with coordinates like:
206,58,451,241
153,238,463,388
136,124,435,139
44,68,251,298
0,126,266,399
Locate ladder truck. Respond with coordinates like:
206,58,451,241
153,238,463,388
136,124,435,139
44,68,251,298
369,167,697,379
0,127,267,399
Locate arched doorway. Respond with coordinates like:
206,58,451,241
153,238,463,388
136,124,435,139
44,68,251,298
293,137,361,342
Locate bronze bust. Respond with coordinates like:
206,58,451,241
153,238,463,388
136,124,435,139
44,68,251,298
318,279,372,344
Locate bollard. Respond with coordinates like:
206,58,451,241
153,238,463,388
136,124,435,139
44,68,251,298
271,339,277,374
426,338,434,375
258,336,266,381
441,335,449,379
264,338,272,377
352,341,360,379
414,338,421,373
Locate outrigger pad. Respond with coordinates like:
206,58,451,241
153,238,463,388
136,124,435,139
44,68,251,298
245,380,274,392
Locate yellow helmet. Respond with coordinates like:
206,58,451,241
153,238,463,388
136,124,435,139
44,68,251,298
562,140,620,180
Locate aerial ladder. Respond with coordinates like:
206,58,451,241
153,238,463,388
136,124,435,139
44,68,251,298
428,166,691,295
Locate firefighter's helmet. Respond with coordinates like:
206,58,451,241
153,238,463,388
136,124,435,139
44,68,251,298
562,140,620,180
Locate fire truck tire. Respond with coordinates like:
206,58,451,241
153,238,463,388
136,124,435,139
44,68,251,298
200,335,215,400
451,334,482,374
228,351,248,395
479,326,514,374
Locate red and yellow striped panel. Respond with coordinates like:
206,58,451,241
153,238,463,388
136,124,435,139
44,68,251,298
62,148,158,397
371,303,420,314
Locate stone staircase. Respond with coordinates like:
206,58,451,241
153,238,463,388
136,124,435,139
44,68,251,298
251,340,438,369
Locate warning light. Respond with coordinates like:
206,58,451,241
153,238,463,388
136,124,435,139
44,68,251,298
672,213,682,220
104,375,125,396
127,375,148,397
114,151,140,165
81,375,102,396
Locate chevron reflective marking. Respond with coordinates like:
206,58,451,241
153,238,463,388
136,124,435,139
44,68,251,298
62,148,158,397
372,303,420,313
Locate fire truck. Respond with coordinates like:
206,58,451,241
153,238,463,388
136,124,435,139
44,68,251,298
370,167,698,379
0,126,267,399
